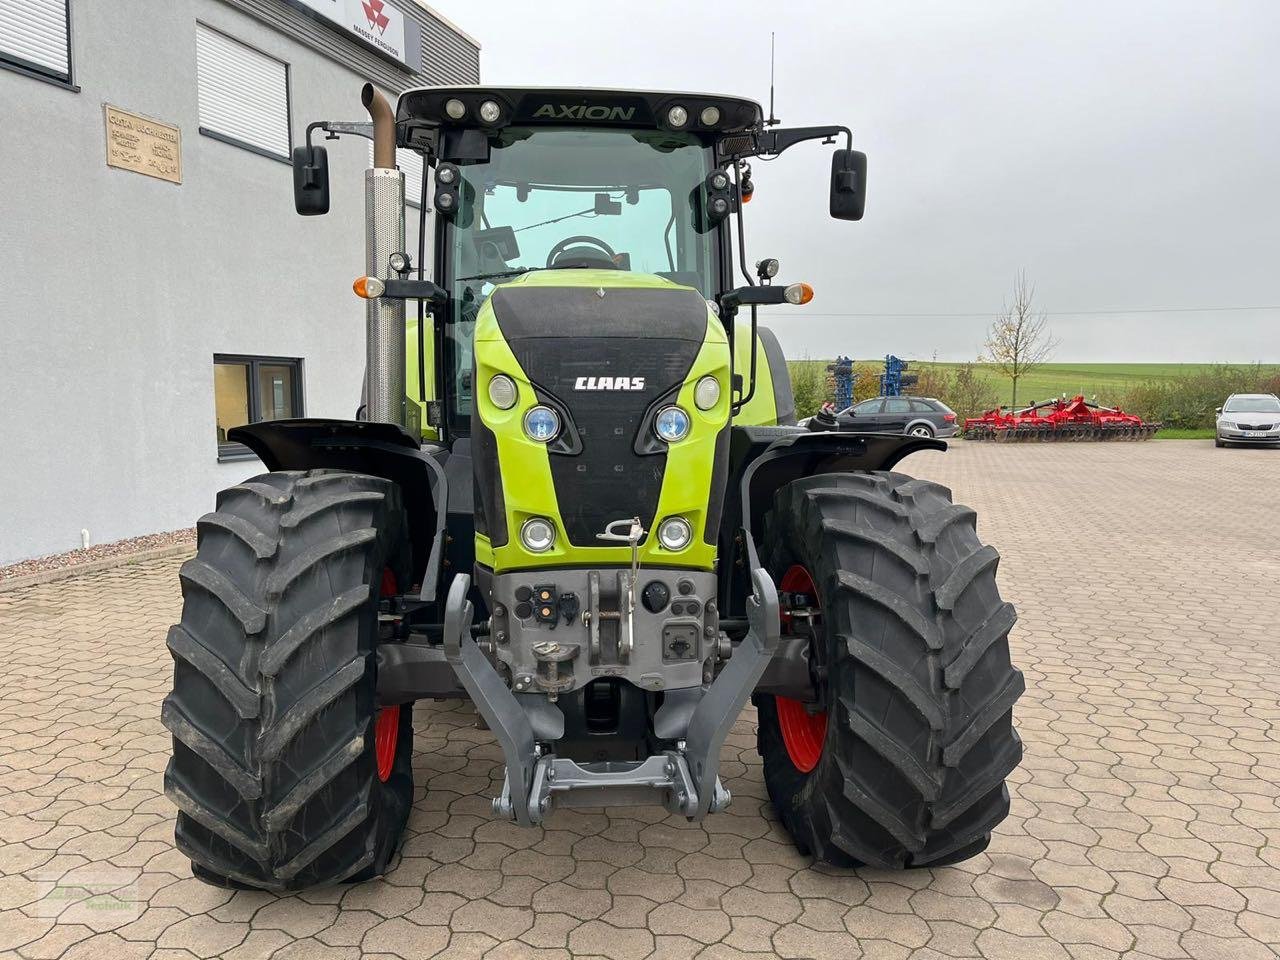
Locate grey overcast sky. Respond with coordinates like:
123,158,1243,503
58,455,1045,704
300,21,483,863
427,0,1279,362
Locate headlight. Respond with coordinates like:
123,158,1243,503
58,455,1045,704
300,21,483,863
654,406,691,442
657,517,692,551
479,100,501,123
667,105,688,128
489,374,517,410
700,105,721,126
444,98,466,120
524,405,560,442
694,376,721,411
1219,420,1234,430
520,517,555,553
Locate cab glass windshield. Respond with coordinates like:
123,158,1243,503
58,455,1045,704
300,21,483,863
442,127,717,424
1223,396,1280,413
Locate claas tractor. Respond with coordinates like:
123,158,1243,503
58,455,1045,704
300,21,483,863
162,83,1024,890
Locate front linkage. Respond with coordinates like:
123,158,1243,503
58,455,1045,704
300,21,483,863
442,568,778,824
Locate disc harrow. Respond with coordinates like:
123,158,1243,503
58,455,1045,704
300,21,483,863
964,395,1159,441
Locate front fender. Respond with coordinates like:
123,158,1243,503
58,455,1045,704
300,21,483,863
716,426,945,611
228,418,447,601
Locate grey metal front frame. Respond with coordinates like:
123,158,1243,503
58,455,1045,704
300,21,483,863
488,568,718,696
443,568,780,825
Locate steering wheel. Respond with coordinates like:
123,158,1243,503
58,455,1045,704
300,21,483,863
546,235,619,269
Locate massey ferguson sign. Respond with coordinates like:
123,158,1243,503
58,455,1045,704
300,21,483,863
291,0,412,68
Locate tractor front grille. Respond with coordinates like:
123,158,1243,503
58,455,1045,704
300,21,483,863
488,284,709,547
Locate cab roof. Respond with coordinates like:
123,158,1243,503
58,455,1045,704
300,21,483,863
396,86,765,148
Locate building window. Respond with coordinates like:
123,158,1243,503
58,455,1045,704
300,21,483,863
0,0,72,83
195,24,291,161
214,355,303,459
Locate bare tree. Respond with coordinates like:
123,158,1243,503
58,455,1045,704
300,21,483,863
983,271,1059,409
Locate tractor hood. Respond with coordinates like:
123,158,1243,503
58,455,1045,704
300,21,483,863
481,269,712,342
470,270,730,569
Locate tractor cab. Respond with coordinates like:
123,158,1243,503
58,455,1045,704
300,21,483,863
393,87,865,436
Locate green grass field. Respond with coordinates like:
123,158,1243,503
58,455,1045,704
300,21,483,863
1152,428,1216,440
801,361,1268,408
886,361,1212,407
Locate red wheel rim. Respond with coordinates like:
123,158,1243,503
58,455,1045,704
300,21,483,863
380,566,399,598
776,565,827,774
375,567,399,783
375,705,399,782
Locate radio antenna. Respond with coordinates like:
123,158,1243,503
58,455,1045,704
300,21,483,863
766,32,780,126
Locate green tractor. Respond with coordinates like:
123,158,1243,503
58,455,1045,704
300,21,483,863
162,83,1024,890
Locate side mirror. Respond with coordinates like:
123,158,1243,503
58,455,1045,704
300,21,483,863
292,144,330,216
1215,407,1222,414
829,149,867,221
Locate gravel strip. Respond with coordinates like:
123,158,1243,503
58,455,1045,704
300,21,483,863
0,528,196,582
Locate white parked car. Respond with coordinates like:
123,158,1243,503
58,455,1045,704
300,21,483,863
1216,394,1280,447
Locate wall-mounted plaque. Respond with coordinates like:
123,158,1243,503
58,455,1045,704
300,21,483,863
104,105,182,185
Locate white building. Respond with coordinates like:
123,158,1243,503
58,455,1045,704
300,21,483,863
0,0,479,564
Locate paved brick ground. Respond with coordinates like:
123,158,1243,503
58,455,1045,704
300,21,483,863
1,440,1277,960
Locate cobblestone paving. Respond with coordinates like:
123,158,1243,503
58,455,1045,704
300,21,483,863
1,440,1277,959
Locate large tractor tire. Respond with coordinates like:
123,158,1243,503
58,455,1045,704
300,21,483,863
757,471,1024,868
162,470,414,890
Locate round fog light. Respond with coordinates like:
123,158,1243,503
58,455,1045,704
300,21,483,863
524,405,560,442
658,517,692,552
489,374,517,410
479,100,501,123
667,105,688,128
444,98,466,120
700,105,721,126
695,376,721,411
520,517,556,553
655,406,691,442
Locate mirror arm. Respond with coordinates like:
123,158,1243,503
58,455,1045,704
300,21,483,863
308,120,375,145
728,124,853,160
304,120,373,152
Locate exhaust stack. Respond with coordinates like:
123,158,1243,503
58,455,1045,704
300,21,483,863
361,83,406,426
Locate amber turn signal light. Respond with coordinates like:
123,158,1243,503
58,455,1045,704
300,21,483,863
784,282,814,305
353,276,385,299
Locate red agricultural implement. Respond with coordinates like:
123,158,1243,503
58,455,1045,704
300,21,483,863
964,395,1160,441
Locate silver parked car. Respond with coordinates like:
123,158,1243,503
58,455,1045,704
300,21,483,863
1216,393,1280,447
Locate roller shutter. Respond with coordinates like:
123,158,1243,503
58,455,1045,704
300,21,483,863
195,24,291,159
0,0,70,79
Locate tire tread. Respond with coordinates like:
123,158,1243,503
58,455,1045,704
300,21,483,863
758,470,1023,868
163,470,413,890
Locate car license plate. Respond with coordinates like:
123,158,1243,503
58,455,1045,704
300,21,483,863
1243,430,1262,437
